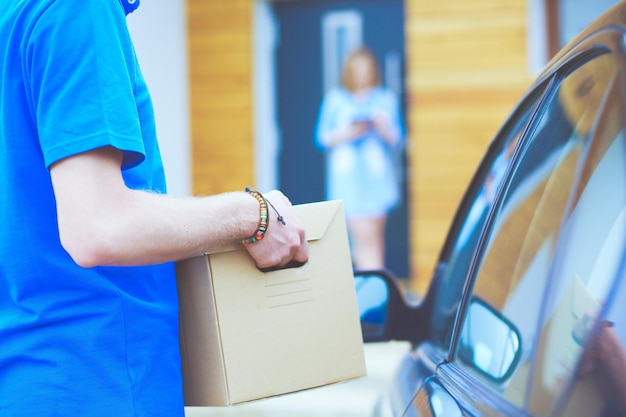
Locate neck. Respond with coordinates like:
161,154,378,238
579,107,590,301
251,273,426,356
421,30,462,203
352,87,373,99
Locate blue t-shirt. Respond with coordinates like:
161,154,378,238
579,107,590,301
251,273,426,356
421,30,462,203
0,1,183,416
315,87,405,217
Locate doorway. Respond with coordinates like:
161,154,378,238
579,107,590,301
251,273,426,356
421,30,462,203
254,0,409,277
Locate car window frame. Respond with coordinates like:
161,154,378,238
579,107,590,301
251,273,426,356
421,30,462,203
410,45,619,417
525,37,626,416
447,43,617,362
423,75,556,354
431,30,626,415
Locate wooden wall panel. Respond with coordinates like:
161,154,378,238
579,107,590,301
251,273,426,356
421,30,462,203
187,0,254,196
185,0,535,296
406,0,533,294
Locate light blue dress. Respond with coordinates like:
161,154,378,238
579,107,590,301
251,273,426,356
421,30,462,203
315,87,405,218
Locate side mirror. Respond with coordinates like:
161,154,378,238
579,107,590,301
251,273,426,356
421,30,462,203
354,272,390,341
354,269,426,344
457,297,522,382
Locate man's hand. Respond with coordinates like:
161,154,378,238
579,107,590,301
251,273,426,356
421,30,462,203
242,190,309,271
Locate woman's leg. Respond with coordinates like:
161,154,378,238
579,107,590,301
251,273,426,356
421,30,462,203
348,215,387,270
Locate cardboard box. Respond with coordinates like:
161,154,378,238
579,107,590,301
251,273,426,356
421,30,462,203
175,200,366,406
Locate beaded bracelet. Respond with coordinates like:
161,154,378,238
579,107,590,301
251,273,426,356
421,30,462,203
241,187,287,244
241,187,269,244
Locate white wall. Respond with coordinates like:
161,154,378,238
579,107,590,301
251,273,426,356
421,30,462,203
527,0,548,75
254,2,280,192
127,0,191,196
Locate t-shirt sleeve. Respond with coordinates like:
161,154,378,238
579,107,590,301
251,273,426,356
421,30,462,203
24,0,146,169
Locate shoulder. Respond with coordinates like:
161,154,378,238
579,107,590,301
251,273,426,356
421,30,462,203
319,88,353,115
18,0,129,50
368,87,399,109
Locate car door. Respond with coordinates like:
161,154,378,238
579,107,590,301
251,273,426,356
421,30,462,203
391,66,550,417
427,30,626,417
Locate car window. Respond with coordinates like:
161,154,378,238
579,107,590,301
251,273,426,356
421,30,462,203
428,90,543,350
556,259,626,417
452,51,619,408
527,62,626,417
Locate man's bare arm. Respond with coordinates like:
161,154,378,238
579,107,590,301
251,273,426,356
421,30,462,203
50,146,308,268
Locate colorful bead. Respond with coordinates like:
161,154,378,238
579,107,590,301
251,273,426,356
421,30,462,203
241,187,270,244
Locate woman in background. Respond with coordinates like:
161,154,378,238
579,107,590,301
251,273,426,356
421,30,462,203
315,46,405,270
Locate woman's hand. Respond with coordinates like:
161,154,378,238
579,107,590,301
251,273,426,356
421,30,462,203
371,111,400,146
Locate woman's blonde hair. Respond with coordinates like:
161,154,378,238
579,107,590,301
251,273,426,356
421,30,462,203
340,47,381,92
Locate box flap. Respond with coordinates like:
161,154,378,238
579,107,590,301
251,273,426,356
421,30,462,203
206,200,344,255
291,200,343,241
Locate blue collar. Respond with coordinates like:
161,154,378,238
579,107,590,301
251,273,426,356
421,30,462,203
119,0,140,15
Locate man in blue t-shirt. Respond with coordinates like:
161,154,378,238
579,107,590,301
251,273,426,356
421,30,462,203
0,1,308,415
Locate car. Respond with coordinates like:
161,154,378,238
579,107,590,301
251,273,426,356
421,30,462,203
354,2,626,416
